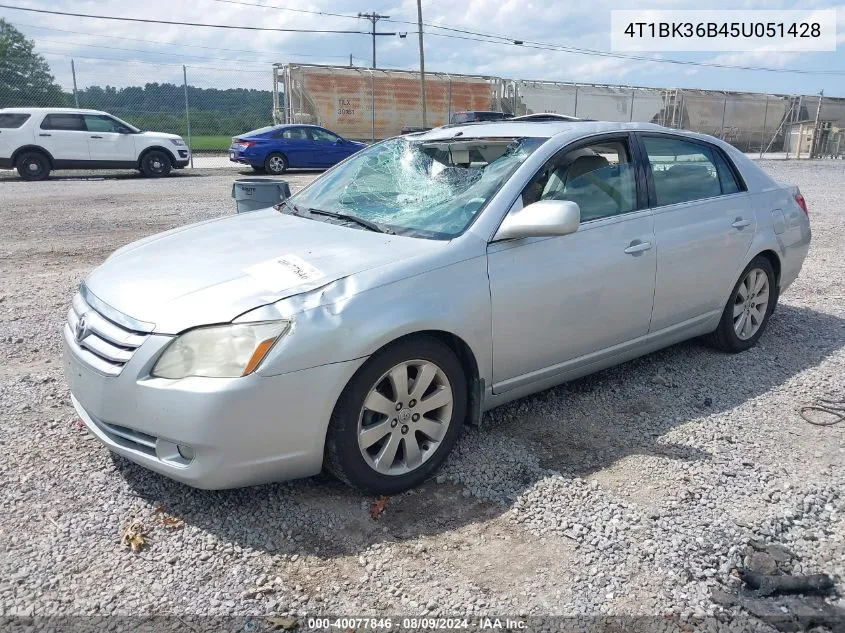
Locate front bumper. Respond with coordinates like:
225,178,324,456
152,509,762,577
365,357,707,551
62,326,364,489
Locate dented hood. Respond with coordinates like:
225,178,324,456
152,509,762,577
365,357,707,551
84,209,443,333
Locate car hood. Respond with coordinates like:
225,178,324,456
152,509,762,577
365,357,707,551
138,131,182,141
84,209,445,333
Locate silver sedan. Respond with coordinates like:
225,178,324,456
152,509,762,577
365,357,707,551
62,121,811,493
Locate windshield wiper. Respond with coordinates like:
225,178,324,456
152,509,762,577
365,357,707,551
307,208,393,234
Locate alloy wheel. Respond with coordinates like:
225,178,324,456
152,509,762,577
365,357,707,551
733,267,770,340
357,359,454,476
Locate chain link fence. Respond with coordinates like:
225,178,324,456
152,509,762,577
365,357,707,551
2,53,844,159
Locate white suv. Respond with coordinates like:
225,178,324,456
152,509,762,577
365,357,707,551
0,108,190,181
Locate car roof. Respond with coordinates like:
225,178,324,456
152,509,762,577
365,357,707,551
414,120,674,141
0,107,109,115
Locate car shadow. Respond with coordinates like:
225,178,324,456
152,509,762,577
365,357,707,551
114,303,845,558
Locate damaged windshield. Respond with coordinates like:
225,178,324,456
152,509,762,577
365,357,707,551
288,136,545,239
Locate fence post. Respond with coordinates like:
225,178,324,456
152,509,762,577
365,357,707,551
370,70,376,143
573,85,579,118
446,75,452,123
629,90,635,122
759,96,769,159
182,65,193,168
720,95,727,139
71,59,80,107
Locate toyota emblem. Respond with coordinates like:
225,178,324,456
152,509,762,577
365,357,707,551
75,313,90,342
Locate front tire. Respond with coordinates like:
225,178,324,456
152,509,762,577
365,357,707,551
140,150,172,178
16,151,51,181
707,256,777,353
325,337,467,494
264,152,288,175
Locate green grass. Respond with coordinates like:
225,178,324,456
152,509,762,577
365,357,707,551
188,135,233,151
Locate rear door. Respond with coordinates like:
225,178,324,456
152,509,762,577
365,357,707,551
83,114,137,162
38,113,89,161
273,127,313,168
638,134,754,332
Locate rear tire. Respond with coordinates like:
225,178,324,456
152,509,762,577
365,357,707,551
264,152,288,175
706,256,777,353
16,151,51,181
140,150,172,178
325,337,466,494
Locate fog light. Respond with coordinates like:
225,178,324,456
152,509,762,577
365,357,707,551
177,445,195,460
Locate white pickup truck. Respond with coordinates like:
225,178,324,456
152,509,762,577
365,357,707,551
0,107,190,180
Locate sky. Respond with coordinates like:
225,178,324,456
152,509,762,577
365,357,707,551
3,0,845,96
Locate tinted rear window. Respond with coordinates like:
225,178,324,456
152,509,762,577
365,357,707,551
41,114,86,131
0,113,30,128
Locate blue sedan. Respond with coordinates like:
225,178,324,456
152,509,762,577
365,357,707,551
229,124,366,174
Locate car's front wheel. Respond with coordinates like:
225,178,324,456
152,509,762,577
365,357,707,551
264,152,288,175
325,337,467,494
16,151,51,181
140,150,172,178
707,255,777,352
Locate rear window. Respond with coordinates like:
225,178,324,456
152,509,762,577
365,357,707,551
0,113,30,128
40,114,86,131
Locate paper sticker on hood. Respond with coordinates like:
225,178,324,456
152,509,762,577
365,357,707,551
246,254,325,293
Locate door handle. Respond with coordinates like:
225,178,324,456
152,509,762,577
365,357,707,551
731,218,751,229
38,133,51,137
624,240,653,255
90,135,103,139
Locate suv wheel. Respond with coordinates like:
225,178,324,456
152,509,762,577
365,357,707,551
16,151,51,181
140,150,172,178
325,337,466,494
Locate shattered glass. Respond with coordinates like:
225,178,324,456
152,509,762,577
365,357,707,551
290,136,546,239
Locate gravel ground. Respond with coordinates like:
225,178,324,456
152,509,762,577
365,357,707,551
1,162,843,628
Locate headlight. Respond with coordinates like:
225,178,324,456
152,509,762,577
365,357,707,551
152,321,290,379
170,138,186,147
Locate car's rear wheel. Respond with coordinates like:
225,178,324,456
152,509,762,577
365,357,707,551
264,152,288,175
140,150,172,178
707,255,777,353
325,337,466,494
16,151,51,181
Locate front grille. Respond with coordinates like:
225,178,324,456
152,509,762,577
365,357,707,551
66,289,151,376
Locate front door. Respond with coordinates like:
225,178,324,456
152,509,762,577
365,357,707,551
38,113,89,161
307,127,346,167
83,114,137,163
488,135,657,391
638,134,755,332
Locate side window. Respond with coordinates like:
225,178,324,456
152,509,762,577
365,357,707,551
83,115,123,133
642,136,722,206
521,138,638,222
0,113,30,128
309,128,339,143
40,114,85,131
713,149,742,195
279,127,308,140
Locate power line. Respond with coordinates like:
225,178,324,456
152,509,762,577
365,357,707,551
0,4,368,34
12,22,362,60
207,0,355,20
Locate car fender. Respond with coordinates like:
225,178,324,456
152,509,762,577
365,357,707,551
136,145,178,167
11,145,55,166
251,254,494,389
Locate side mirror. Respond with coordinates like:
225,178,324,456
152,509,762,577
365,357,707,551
494,199,580,241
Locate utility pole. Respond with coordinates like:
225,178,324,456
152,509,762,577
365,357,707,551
70,59,79,107
416,0,427,127
358,12,395,68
